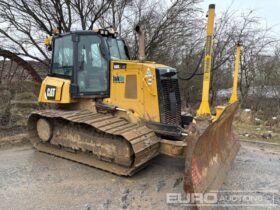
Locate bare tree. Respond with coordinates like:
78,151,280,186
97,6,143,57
0,0,114,67
113,0,201,60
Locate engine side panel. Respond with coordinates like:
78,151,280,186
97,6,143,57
103,61,168,123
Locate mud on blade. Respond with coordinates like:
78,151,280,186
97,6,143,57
184,102,240,207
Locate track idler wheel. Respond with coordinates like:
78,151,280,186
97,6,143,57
36,118,53,142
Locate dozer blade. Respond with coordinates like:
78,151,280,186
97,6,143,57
184,102,240,208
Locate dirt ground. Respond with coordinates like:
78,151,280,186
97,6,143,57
0,140,279,210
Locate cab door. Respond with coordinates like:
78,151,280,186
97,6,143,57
75,34,109,97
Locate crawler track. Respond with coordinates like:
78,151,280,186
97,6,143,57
28,110,160,176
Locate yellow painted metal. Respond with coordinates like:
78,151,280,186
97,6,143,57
103,60,167,122
38,76,76,104
44,36,52,47
196,4,215,116
159,139,187,158
215,105,225,120
229,42,241,104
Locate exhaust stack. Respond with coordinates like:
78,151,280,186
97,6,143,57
135,25,145,62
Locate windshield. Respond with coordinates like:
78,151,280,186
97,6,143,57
104,37,129,60
51,35,73,76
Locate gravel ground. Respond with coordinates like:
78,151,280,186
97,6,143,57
0,141,279,210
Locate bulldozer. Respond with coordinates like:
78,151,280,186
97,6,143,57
27,4,240,208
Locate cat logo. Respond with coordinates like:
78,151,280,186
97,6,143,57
45,85,56,100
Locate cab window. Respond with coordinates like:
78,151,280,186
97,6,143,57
105,37,129,60
77,35,108,93
51,35,73,76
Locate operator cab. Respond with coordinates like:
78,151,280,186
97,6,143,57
48,30,130,98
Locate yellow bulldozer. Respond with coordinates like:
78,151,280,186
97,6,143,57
28,4,240,208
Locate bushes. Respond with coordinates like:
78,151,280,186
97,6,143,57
0,81,40,128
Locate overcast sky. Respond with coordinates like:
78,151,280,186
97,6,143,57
200,0,280,36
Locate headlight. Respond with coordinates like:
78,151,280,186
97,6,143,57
99,29,105,35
